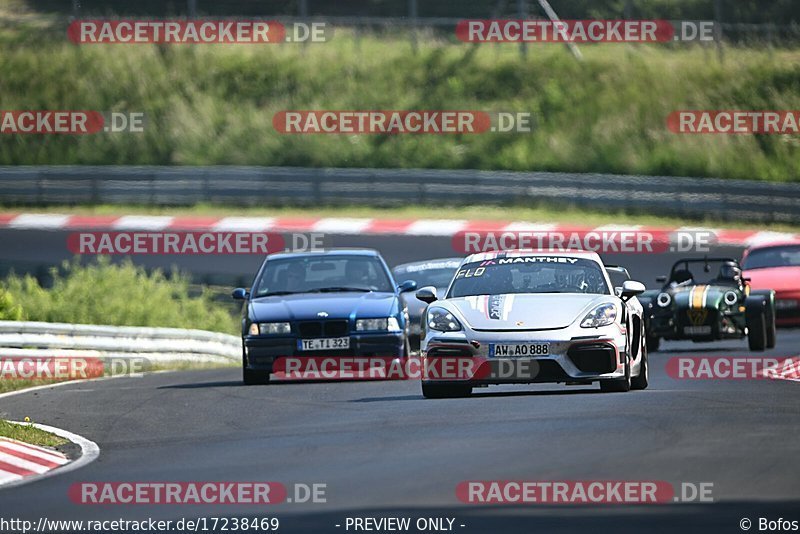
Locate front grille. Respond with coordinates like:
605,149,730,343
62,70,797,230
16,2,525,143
568,343,617,374
298,320,349,337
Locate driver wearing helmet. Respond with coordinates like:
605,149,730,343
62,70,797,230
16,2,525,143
716,261,742,286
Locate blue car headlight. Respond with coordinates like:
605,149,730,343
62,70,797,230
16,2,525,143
355,317,401,332
249,322,292,335
580,303,618,328
427,307,463,332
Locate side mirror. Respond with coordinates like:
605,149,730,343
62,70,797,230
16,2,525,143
415,286,438,304
397,279,417,293
232,288,249,300
620,280,646,301
656,275,667,283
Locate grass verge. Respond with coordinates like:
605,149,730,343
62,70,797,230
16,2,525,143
0,419,68,448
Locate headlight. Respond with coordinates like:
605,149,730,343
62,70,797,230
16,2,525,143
355,317,401,332
580,303,618,328
251,322,291,335
723,291,738,306
427,307,463,332
657,292,671,307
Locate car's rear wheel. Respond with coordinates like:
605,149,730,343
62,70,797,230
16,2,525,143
421,383,472,399
600,356,631,393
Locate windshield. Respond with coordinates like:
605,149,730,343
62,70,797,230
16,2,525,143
253,255,393,296
393,261,460,288
743,245,800,270
667,260,742,286
448,256,609,298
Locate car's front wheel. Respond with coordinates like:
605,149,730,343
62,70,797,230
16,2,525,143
600,356,631,393
630,342,649,391
421,383,472,399
242,348,270,385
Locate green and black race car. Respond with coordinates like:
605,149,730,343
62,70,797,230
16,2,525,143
638,258,776,352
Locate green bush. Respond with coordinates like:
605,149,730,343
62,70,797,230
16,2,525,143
1,258,238,334
0,289,23,321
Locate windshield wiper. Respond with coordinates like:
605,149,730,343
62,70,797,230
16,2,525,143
257,291,299,297
310,287,373,293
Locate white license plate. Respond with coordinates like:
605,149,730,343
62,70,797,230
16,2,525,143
490,343,550,358
684,326,712,335
298,337,350,351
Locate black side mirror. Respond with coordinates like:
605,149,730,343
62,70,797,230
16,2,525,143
415,286,438,304
397,280,417,293
232,288,249,300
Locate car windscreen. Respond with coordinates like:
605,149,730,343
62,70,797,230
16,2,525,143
742,245,800,270
393,263,460,288
253,255,393,297
448,256,610,298
668,260,740,286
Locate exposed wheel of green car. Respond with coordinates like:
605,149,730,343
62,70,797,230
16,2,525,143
421,383,472,399
747,310,767,352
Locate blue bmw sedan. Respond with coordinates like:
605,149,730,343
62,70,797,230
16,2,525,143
232,249,417,384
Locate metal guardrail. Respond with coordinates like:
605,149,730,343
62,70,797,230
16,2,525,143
0,321,240,363
0,166,798,223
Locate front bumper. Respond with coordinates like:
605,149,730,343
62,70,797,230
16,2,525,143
420,326,627,385
648,307,744,340
244,332,405,372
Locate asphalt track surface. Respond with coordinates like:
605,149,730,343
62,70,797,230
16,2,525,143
0,229,798,533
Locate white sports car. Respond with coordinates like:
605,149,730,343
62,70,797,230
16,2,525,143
416,250,649,398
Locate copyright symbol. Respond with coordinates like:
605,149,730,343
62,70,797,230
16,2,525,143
740,518,751,531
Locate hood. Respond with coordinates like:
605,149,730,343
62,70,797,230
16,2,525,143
744,266,800,293
447,293,610,331
249,292,398,322
671,285,727,309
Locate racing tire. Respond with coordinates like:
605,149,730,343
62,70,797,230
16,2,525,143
243,367,270,385
630,343,649,391
747,310,767,352
242,348,270,385
765,310,777,349
421,383,472,399
600,356,631,393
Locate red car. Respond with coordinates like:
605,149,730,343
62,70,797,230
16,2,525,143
742,240,800,326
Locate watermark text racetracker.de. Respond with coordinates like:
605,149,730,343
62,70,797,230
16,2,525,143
273,111,534,134
456,19,716,43
457,480,714,504
68,232,326,255
0,356,148,381
666,356,800,381
68,20,330,44
452,229,716,254
668,110,800,134
0,111,145,134
69,481,326,505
